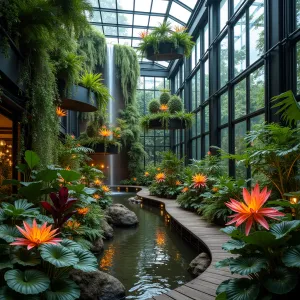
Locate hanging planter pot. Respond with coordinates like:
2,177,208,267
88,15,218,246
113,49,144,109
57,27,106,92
146,42,184,61
91,143,119,155
148,117,187,130
59,83,98,112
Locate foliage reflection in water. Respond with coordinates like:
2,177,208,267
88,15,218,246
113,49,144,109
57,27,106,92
99,193,196,300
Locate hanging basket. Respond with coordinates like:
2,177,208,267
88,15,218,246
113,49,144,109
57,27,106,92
146,42,184,61
148,117,187,130
91,143,119,155
60,84,98,112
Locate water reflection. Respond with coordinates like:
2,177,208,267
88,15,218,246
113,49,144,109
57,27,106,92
99,193,196,300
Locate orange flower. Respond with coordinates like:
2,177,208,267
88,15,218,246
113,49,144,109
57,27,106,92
77,207,89,215
65,220,81,230
71,134,75,139
155,173,166,183
207,151,212,156
182,187,189,193
160,104,168,112
99,128,112,137
144,172,150,177
174,25,186,32
133,178,137,181
93,194,100,200
65,166,71,171
102,185,110,193
225,184,285,236
157,168,161,171
56,107,67,117
176,180,182,186
212,187,219,193
94,179,102,186
139,30,148,39
10,219,62,250
192,173,207,188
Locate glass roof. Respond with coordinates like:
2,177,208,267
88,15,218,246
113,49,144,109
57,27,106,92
88,0,199,69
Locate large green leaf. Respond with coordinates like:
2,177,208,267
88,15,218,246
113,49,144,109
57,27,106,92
60,239,83,251
67,184,85,194
40,244,78,268
72,248,98,272
220,227,245,239
45,279,80,300
242,231,276,248
270,221,300,239
0,225,22,242
59,170,81,182
4,269,50,295
216,279,230,295
12,248,40,266
0,255,13,270
24,151,40,170
36,169,59,182
18,182,43,202
282,246,300,268
229,256,268,275
0,287,40,300
263,267,298,294
226,278,260,300
222,240,246,251
2,200,39,219
215,258,233,269
216,292,227,300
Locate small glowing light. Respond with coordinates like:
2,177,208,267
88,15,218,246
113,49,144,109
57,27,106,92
117,187,120,190
100,164,105,169
0,140,6,146
6,150,9,153
107,166,109,169
290,197,299,205
160,204,164,209
91,163,94,167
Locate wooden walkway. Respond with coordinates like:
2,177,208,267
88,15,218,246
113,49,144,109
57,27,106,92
134,187,238,300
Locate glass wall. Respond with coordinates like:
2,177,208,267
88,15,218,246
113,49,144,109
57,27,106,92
137,76,170,166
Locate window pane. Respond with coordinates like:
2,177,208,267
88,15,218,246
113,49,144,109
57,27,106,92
220,92,228,125
155,78,164,90
249,0,264,65
204,59,209,100
197,138,201,159
204,105,209,132
220,127,229,173
197,112,201,135
191,114,196,137
297,42,300,94
250,114,264,129
220,35,228,88
234,14,246,76
250,67,265,112
234,79,246,119
196,70,201,104
204,24,209,52
145,77,154,89
192,139,197,159
191,76,196,111
297,0,300,28
191,47,196,70
169,2,191,24
196,36,201,62
234,0,244,12
235,121,247,179
204,135,210,153
220,0,228,31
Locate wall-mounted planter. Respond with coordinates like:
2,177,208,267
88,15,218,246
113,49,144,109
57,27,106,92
60,84,98,112
0,35,25,92
146,42,184,61
91,143,119,155
148,118,187,130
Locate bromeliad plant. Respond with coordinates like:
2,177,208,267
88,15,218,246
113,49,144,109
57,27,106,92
215,184,300,299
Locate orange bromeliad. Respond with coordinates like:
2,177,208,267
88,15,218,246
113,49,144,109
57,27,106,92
56,107,67,117
176,180,182,186
102,185,110,193
99,128,112,138
144,172,149,177
174,25,186,32
77,207,89,215
225,184,285,236
93,194,100,200
10,219,62,250
182,187,189,193
65,220,81,230
139,30,148,39
155,173,166,183
160,104,168,112
192,173,207,188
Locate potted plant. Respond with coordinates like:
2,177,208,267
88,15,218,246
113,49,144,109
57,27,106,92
138,22,195,61
140,91,194,130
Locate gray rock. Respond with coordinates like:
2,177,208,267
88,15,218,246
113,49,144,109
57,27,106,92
102,219,114,239
106,204,138,227
71,269,125,300
188,252,211,277
90,238,104,253
128,196,142,204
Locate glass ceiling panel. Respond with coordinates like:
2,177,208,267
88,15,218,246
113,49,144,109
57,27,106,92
88,0,200,69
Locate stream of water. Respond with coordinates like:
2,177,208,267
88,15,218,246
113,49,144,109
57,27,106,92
99,192,196,300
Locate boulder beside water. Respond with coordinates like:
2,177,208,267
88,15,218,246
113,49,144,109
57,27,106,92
90,237,104,253
188,252,211,277
102,219,114,239
128,196,142,204
105,204,138,227
71,269,126,300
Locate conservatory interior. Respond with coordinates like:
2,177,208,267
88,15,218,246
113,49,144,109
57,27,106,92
0,0,300,299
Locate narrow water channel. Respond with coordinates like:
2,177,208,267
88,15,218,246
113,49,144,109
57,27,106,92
99,192,196,300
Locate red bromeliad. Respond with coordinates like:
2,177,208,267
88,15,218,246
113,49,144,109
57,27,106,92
41,187,77,229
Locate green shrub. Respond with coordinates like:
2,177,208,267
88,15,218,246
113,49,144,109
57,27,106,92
86,124,98,138
168,95,183,113
148,99,160,113
160,92,171,105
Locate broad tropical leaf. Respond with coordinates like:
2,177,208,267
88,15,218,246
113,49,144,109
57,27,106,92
263,267,298,294
0,287,40,300
2,200,39,219
222,240,246,251
282,246,300,268
0,255,13,270
59,170,81,182
40,244,78,268
60,239,83,251
45,279,80,300
226,278,260,300
215,258,233,269
12,248,40,266
216,279,230,295
18,182,43,202
229,256,268,275
216,292,227,300
36,169,59,182
72,248,98,272
0,225,22,242
220,227,245,239
242,231,276,248
270,221,300,239
271,90,300,126
24,151,40,170
4,269,50,295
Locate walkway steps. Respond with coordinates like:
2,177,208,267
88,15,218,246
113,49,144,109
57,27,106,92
135,187,239,300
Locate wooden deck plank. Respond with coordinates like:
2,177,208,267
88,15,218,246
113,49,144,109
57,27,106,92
175,286,214,300
152,294,174,300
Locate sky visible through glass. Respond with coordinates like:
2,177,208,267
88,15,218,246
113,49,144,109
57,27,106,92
87,0,198,68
